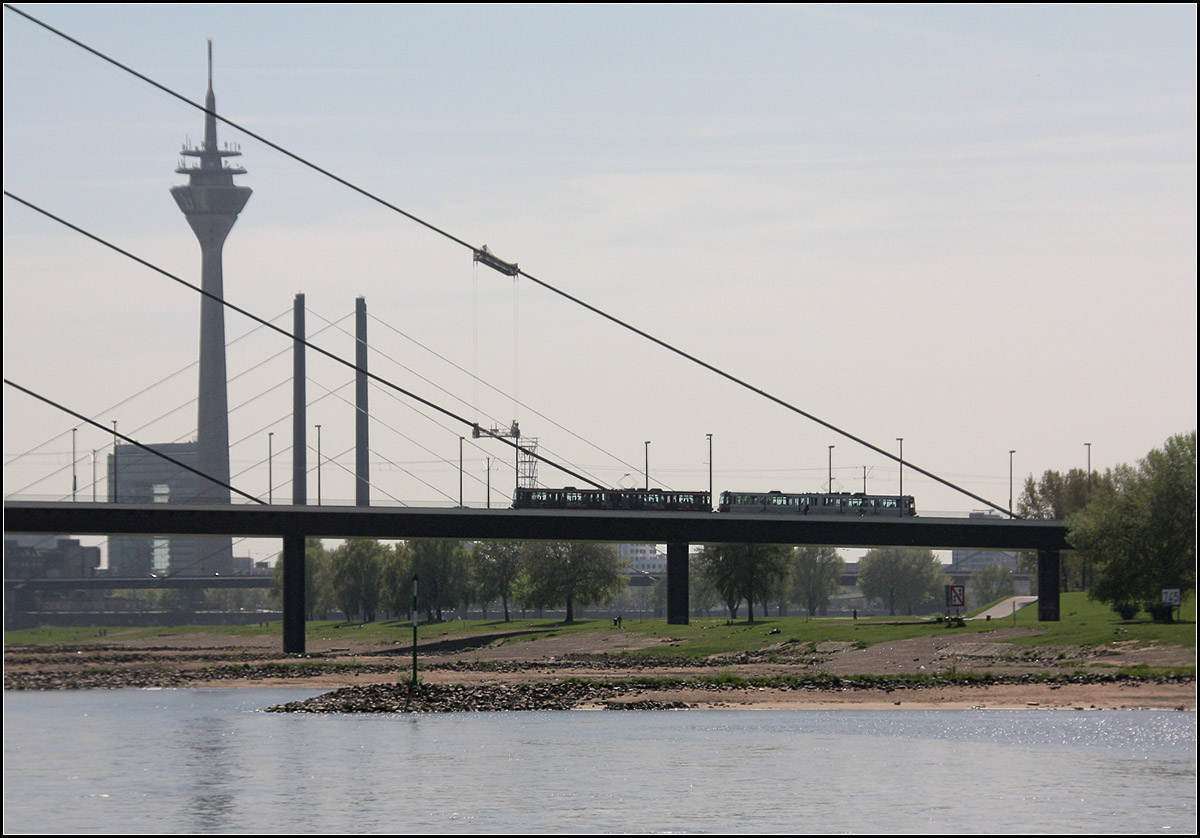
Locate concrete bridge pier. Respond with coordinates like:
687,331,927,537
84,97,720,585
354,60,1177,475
1037,549,1060,622
667,542,689,624
282,535,306,653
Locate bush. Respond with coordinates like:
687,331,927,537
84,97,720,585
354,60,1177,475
1147,603,1175,623
1112,602,1139,621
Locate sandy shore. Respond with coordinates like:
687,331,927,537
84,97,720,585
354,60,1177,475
5,626,1195,712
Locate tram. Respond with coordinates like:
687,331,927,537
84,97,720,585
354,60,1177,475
511,487,711,512
511,487,916,517
719,490,916,517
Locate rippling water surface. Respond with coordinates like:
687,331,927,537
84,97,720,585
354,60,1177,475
4,689,1195,833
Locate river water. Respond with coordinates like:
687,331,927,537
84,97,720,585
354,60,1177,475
3,688,1195,834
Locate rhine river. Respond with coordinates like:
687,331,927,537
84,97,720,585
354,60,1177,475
3,688,1195,834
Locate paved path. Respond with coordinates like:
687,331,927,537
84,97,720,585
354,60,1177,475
971,596,1038,620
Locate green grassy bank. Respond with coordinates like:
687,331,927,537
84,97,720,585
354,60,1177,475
7,593,1193,665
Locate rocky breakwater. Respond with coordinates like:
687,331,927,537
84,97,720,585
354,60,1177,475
265,681,692,713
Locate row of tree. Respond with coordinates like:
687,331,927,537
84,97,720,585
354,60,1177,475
272,539,627,624
693,543,948,620
1017,431,1195,618
274,535,958,624
1068,432,1195,618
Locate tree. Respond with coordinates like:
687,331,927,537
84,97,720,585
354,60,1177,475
688,549,722,618
409,539,469,622
970,564,1015,607
1018,467,1115,591
328,537,386,622
270,538,332,620
379,542,412,619
697,543,791,623
857,547,946,616
1070,432,1196,619
470,541,524,621
791,546,844,618
519,542,625,623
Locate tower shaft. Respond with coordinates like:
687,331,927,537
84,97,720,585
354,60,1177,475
170,41,250,509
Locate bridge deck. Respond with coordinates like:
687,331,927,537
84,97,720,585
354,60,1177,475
4,501,1069,551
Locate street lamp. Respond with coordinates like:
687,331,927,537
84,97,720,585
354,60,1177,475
644,441,650,491
268,432,274,504
72,427,77,501
828,445,835,493
1085,442,1092,494
315,424,322,505
706,433,713,512
896,437,904,498
1009,449,1016,518
459,436,465,507
111,421,118,502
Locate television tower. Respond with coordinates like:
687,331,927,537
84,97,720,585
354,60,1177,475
170,41,250,512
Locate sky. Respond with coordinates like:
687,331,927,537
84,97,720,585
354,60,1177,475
3,4,1196,562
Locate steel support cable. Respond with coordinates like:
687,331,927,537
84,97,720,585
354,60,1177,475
313,308,502,431
364,368,614,493
368,313,653,488
2,308,291,470
5,4,476,252
298,374,473,501
3,193,606,492
363,380,517,488
5,5,1008,515
163,377,352,505
507,265,1014,516
182,314,349,448
3,379,266,505
3,312,298,500
306,440,449,508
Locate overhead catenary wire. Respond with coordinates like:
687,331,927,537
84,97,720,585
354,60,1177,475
5,4,1013,515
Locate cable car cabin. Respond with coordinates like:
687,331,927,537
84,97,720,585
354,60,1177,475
718,491,916,517
512,487,711,512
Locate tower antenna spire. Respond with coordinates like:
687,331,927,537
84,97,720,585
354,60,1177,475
207,39,213,91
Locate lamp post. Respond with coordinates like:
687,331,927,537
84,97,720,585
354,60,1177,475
828,445,835,493
486,457,492,509
459,437,465,507
706,433,713,512
72,428,77,501
1009,449,1016,518
896,437,903,497
1085,442,1092,494
111,421,118,502
315,424,322,505
644,441,650,491
268,432,274,504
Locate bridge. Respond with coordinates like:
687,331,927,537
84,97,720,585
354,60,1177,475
4,9,1072,655
4,500,1069,652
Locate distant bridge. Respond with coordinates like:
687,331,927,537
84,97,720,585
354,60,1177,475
4,500,1070,652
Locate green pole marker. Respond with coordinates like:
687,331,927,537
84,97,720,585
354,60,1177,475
411,573,419,686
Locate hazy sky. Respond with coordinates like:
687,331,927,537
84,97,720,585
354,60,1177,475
4,5,1196,559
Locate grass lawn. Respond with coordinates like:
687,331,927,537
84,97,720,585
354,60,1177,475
7,593,1193,666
